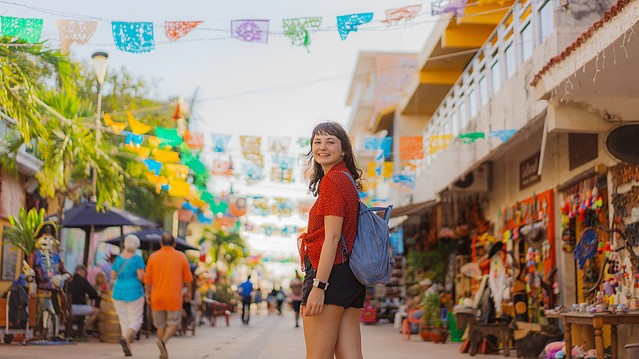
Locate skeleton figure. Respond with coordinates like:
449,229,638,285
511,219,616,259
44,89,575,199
28,222,70,339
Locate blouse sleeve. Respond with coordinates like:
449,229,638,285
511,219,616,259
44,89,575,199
318,175,346,217
135,255,145,270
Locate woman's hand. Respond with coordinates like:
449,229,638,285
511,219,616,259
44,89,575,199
302,287,325,317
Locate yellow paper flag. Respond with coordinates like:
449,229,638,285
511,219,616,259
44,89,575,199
152,149,180,163
104,113,127,134
148,136,160,148
165,163,189,179
382,162,393,178
367,162,378,178
168,180,190,198
127,111,152,135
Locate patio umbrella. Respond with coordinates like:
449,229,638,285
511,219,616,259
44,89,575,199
61,201,158,265
105,229,198,252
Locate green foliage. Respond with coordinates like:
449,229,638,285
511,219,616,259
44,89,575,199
406,239,457,284
6,208,45,256
422,292,444,328
200,228,249,278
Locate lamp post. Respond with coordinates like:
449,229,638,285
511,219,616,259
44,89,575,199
91,51,109,201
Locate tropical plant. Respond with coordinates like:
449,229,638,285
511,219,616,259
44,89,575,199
422,292,444,328
199,228,248,281
5,207,45,256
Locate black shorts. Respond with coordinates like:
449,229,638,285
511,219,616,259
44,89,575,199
292,300,302,312
301,257,366,309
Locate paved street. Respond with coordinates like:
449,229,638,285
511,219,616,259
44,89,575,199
0,310,506,358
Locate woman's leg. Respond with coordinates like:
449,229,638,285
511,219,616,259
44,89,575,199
303,304,344,359
127,297,145,342
335,308,363,359
113,299,130,338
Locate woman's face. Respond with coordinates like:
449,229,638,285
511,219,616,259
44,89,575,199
312,133,344,170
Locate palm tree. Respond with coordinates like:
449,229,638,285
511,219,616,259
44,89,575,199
0,37,77,143
5,207,45,256
199,228,248,281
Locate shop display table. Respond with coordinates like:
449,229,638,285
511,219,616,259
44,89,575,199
561,311,639,359
454,307,512,357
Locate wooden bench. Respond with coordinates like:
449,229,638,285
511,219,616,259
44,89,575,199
201,298,230,327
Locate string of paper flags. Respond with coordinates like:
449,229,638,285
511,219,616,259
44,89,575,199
0,0,512,52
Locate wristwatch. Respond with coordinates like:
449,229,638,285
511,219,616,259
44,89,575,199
312,279,329,290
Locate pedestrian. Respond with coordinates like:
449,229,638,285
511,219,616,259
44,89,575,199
275,286,286,315
144,233,193,359
289,270,303,327
254,287,263,313
298,121,366,358
111,234,146,357
67,264,101,337
238,275,253,325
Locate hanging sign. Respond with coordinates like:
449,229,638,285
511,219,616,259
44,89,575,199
336,13,374,40
56,20,97,54
165,21,201,41
112,21,155,53
231,20,269,43
520,152,541,190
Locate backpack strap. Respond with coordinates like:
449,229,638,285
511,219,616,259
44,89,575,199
340,171,393,222
338,171,358,262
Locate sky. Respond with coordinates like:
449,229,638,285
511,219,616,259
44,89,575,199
3,0,435,262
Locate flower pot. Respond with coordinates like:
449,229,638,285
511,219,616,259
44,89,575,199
420,326,433,341
431,327,449,344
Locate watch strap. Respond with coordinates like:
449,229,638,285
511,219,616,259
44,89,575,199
313,278,329,290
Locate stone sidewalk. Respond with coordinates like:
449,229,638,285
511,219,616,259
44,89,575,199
0,310,507,358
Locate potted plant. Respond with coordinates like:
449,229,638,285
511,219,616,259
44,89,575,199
420,292,449,343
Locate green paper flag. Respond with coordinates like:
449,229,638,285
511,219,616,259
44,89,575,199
186,158,207,176
1,16,44,43
155,127,183,147
459,132,485,144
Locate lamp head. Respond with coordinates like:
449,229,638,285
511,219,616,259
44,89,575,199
91,51,109,85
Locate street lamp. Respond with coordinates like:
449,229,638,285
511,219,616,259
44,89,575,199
91,51,109,201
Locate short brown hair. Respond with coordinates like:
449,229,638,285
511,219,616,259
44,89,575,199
161,232,175,246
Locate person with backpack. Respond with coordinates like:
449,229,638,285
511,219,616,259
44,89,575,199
298,121,366,359
238,276,253,325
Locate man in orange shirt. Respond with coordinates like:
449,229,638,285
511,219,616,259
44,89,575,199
145,233,193,359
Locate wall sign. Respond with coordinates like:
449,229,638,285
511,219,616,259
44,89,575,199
520,152,541,190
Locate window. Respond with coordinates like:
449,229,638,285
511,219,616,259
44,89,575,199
505,44,516,79
479,76,488,106
521,22,533,61
539,1,554,41
469,89,478,118
491,60,501,94
459,100,469,130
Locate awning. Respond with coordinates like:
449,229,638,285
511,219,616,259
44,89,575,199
390,200,436,218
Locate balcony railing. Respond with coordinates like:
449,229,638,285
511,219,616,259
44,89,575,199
422,0,555,164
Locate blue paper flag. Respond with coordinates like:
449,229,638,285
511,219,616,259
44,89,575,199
363,137,392,157
336,13,374,40
489,130,517,142
210,133,232,153
122,130,144,146
143,159,162,175
182,201,198,214
392,174,416,188
197,212,213,224
112,22,155,53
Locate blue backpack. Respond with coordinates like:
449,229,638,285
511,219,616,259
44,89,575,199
339,171,394,287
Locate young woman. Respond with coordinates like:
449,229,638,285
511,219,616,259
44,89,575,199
298,121,365,359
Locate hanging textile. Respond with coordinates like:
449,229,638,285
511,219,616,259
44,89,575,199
197,212,213,224
489,130,517,142
271,167,293,183
367,162,380,178
164,163,189,179
268,136,291,154
210,133,232,152
121,130,144,146
231,20,269,43
185,157,207,176
431,0,468,17
272,155,295,170
183,130,203,150
143,159,162,176
103,113,127,134
383,5,421,26
152,148,180,163
363,137,392,157
127,111,153,134
399,136,424,160
336,13,374,40
55,20,97,54
155,127,182,147
393,174,416,188
242,163,264,182
459,132,485,144
168,180,190,198
0,16,43,43
382,162,393,179
112,21,155,53
251,196,269,216
165,21,201,41
282,17,322,49
428,134,454,154
211,159,234,177
240,135,262,161
296,137,310,148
